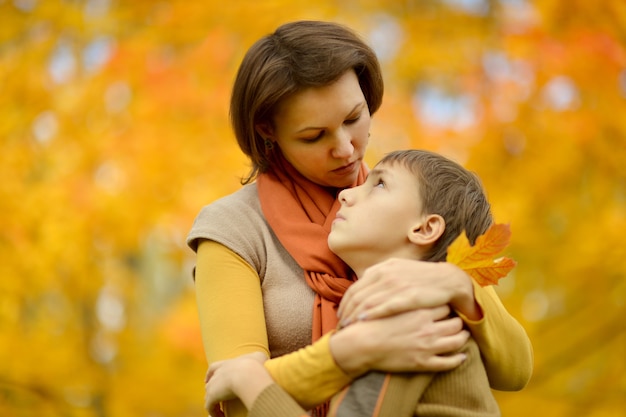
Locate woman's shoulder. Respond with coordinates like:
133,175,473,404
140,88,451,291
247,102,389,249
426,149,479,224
206,182,260,208
194,183,261,220
187,183,269,251
186,182,299,281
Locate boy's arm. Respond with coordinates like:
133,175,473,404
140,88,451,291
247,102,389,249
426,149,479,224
415,338,501,416
248,384,310,417
457,281,534,391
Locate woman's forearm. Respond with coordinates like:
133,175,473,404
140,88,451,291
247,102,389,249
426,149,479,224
264,309,468,410
331,307,469,374
462,282,534,390
446,266,533,390
439,262,483,321
263,332,353,408
338,259,481,324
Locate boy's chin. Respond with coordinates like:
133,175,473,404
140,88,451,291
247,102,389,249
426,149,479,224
327,236,343,256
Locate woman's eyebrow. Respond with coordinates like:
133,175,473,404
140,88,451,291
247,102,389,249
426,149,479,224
295,102,365,134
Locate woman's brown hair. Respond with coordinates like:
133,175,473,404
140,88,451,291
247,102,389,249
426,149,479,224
230,20,384,184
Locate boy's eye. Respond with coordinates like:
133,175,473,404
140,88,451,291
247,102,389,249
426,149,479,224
375,179,385,188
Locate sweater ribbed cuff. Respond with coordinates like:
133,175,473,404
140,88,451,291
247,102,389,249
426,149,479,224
248,384,308,417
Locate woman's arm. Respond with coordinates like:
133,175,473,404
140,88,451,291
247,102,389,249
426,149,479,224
195,241,271,359
264,306,469,409
197,243,471,412
337,258,533,391
196,241,353,411
262,332,353,408
195,241,270,417
460,281,534,390
330,306,470,375
337,259,479,323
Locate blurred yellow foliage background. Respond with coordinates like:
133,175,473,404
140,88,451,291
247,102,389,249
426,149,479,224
1,0,625,416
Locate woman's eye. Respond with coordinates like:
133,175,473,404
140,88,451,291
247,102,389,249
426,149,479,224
345,115,361,125
302,132,323,142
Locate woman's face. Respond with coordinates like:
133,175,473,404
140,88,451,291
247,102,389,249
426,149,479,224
262,70,371,188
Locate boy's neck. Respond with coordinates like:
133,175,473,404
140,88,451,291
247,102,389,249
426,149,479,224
345,248,424,278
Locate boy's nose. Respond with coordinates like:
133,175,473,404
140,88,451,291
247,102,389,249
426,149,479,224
338,188,356,206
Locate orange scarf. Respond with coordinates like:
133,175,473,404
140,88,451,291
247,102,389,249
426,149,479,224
257,154,367,342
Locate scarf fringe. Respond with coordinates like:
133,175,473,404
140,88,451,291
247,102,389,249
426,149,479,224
312,401,330,417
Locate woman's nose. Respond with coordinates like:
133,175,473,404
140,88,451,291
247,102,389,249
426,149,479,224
331,129,354,159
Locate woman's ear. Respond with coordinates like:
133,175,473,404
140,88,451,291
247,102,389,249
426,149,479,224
255,123,274,141
408,214,445,246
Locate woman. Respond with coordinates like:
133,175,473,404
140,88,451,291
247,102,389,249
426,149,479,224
187,20,532,416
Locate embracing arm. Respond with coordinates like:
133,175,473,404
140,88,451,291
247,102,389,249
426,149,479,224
197,243,470,413
196,240,353,412
265,305,470,409
195,240,270,417
437,264,533,391
459,280,534,391
337,259,533,391
263,332,353,408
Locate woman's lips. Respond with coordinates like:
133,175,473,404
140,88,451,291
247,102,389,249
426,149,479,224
332,160,358,176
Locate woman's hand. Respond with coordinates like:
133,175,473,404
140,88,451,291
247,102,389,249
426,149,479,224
337,258,481,325
330,305,470,376
205,352,270,415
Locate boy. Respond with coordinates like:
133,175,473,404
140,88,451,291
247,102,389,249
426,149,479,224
205,149,501,417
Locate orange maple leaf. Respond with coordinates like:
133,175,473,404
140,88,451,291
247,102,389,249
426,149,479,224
446,223,517,287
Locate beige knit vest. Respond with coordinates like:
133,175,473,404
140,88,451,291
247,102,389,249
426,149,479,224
187,183,315,358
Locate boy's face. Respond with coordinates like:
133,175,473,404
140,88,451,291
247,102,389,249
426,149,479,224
329,161,424,269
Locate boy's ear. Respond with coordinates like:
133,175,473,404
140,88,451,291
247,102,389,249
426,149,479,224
255,123,274,141
408,214,445,246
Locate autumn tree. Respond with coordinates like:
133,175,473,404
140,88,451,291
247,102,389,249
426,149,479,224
1,1,624,416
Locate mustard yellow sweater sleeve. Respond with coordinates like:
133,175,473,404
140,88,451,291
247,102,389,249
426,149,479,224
457,280,534,391
195,240,270,417
264,332,353,409
195,241,353,415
